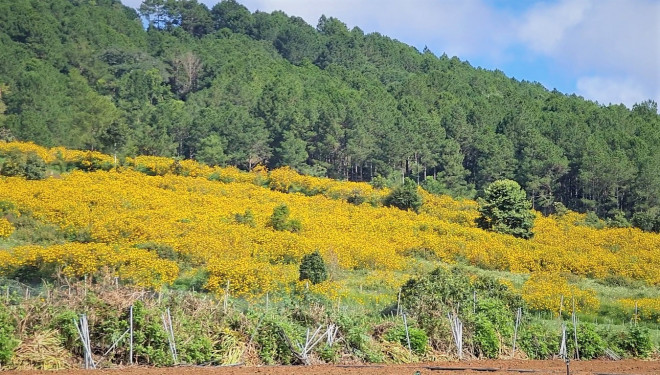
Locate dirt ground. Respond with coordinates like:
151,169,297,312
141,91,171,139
3,360,659,375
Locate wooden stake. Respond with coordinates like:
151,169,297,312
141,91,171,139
129,304,134,365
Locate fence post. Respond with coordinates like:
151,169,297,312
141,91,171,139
512,307,522,358
129,304,134,365
402,313,412,354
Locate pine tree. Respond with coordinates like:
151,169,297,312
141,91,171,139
476,179,534,239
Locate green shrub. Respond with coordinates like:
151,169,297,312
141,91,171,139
336,314,383,362
622,325,653,358
476,298,514,339
172,268,210,292
519,322,558,359
476,179,534,239
421,176,447,196
346,192,366,205
399,267,470,347
256,320,294,365
583,211,605,229
129,301,171,366
0,304,18,366
607,210,631,228
383,178,422,213
0,151,46,180
384,324,428,355
370,175,389,189
208,172,234,183
179,335,214,364
49,310,81,353
234,210,256,227
631,210,660,233
268,204,301,233
472,314,499,358
566,323,605,359
316,343,340,363
473,275,525,312
299,251,327,284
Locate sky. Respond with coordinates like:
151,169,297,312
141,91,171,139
121,0,660,108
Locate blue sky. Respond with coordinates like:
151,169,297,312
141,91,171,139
121,0,660,108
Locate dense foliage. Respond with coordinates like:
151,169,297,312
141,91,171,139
0,0,658,229
0,143,657,367
476,179,535,239
298,250,327,285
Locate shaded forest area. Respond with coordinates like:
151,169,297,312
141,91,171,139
0,0,658,228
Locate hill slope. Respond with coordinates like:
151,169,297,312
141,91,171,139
0,0,659,224
0,141,659,366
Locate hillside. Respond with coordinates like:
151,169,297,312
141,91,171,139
1,141,659,303
0,0,659,227
0,141,659,367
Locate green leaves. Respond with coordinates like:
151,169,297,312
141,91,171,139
298,250,327,284
0,0,658,226
476,179,534,239
384,178,423,213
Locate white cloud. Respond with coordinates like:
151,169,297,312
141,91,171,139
518,0,660,105
119,0,660,107
243,0,516,60
121,0,142,8
576,76,658,107
519,0,592,54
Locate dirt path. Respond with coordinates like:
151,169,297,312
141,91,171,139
3,360,659,375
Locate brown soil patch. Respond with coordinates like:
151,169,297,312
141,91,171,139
2,360,659,375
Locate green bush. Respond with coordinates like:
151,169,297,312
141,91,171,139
476,298,514,339
129,301,171,366
519,322,558,359
607,210,631,228
234,209,256,227
49,309,81,353
385,324,428,355
0,151,46,180
268,204,302,233
256,320,294,365
582,211,605,229
335,314,383,362
316,343,340,363
631,210,660,233
472,315,499,358
399,267,470,347
0,304,18,366
622,325,653,358
383,178,422,213
369,175,389,189
566,323,605,359
346,191,366,205
421,176,447,196
476,179,534,239
298,251,327,285
179,335,214,364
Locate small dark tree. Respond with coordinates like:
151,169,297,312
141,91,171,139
0,151,46,180
268,204,301,232
299,251,327,284
476,179,534,239
384,178,422,213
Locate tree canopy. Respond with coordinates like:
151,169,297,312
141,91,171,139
476,179,535,239
0,0,659,230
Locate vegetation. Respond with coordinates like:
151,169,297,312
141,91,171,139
384,178,423,213
298,251,327,285
476,179,535,239
0,0,658,367
0,0,658,231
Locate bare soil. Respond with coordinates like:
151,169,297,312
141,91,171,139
3,360,659,375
